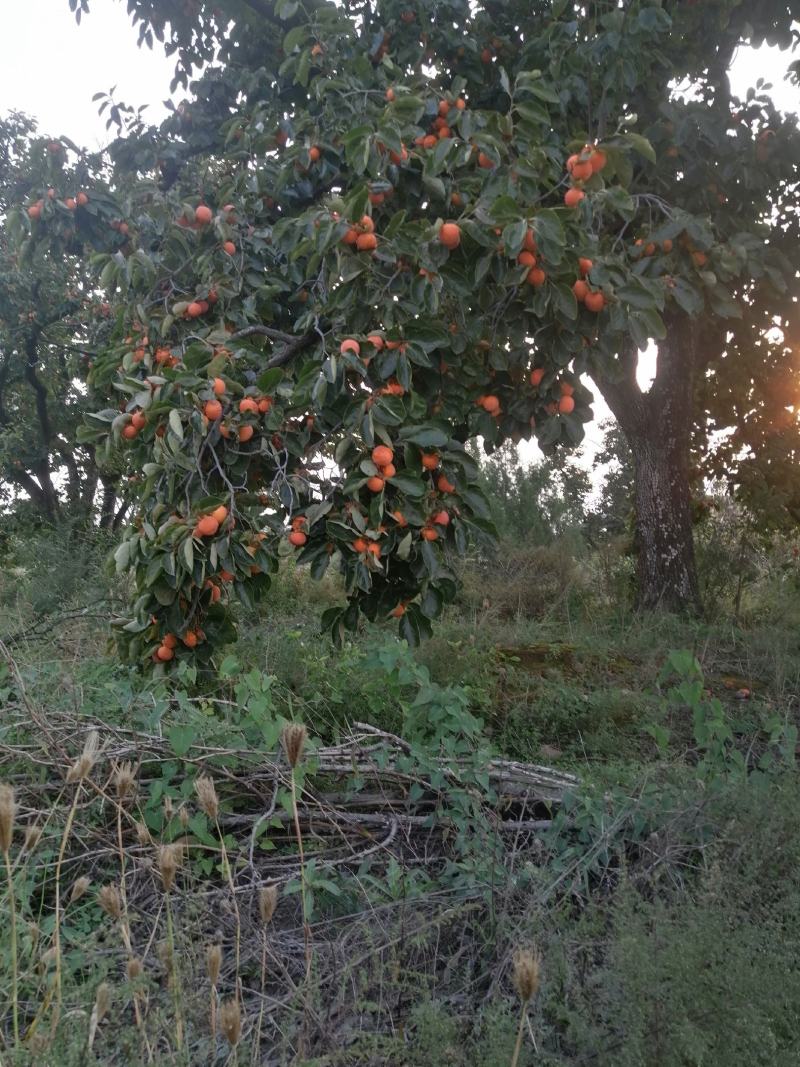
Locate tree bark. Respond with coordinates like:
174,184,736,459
593,320,702,615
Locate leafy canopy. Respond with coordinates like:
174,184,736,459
18,0,797,668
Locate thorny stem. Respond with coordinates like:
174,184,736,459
51,783,82,1037
4,847,19,1045
510,1002,528,1067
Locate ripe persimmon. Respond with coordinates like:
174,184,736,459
560,382,575,397
421,526,439,541
432,510,450,526
558,395,576,414
584,290,605,313
204,399,223,420
288,530,307,546
421,452,440,470
589,148,607,172
570,160,593,182
195,204,213,224
239,397,259,414
366,333,384,349
527,268,546,286
477,152,494,169
131,411,147,430
372,444,393,466
340,338,361,356
122,424,139,440
530,367,545,387
183,631,199,648
523,229,537,253
156,645,174,662
573,279,589,301
352,537,369,552
391,509,408,526
187,301,204,318
386,87,396,102
480,395,501,415
578,257,593,275
356,232,378,251
517,251,537,268
439,222,461,249
211,505,228,525
223,240,236,255
390,603,406,617
564,188,585,207
212,377,226,396
27,203,42,220
238,425,254,442
366,476,385,492
76,192,89,206
308,146,321,162
437,474,456,493
196,515,220,537
381,463,397,478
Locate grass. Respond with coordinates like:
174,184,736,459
0,532,798,1063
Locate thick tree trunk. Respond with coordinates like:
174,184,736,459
593,320,702,615
627,422,700,612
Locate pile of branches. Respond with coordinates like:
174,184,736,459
0,648,580,1061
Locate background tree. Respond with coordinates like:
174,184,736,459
477,444,592,545
0,113,129,529
27,0,798,668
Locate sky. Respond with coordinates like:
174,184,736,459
1,1,797,468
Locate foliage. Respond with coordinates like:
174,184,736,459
0,114,126,526
475,442,592,544
6,0,793,667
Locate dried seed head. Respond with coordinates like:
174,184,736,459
178,806,189,830
206,943,222,985
114,761,136,800
66,730,100,783
126,956,144,981
512,947,541,1003
258,885,278,925
23,822,42,851
98,883,122,920
281,723,308,768
94,981,111,1024
157,844,181,892
219,998,242,1046
163,795,174,821
0,783,15,854
135,821,150,846
194,775,219,821
69,876,91,905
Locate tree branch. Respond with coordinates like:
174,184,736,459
228,326,319,367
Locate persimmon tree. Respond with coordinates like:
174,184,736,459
23,0,797,667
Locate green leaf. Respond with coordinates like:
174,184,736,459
168,724,196,758
387,473,426,498
397,426,449,447
168,409,183,440
623,132,657,164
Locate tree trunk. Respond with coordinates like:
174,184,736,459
593,321,702,615
626,420,701,613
